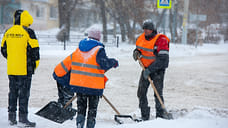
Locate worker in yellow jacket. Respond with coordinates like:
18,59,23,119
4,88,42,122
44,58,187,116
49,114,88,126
1,9,39,127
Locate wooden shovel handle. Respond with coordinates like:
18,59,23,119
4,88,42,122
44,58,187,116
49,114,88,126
64,95,77,109
102,95,121,115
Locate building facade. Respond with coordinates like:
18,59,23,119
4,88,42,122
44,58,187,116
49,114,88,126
0,0,58,31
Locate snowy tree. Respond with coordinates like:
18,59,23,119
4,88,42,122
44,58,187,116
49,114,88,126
105,0,146,43
57,0,79,42
96,0,108,42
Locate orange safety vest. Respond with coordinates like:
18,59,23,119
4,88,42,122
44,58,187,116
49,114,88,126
136,33,170,67
54,55,72,77
70,46,107,89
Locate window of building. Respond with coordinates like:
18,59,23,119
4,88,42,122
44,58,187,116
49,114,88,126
35,5,44,18
50,6,57,19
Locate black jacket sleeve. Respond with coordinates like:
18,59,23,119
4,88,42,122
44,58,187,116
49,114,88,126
96,48,116,71
147,54,169,73
24,27,40,61
24,27,40,74
1,41,7,58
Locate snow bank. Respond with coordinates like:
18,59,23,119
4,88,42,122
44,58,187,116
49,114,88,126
0,107,227,128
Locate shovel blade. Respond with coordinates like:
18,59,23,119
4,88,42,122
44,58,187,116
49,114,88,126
114,115,142,124
35,101,77,124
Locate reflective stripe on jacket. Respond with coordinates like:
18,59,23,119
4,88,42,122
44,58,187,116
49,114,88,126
136,33,169,67
70,46,107,95
54,55,72,77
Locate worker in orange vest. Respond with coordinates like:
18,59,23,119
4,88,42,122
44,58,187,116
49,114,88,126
53,27,118,128
133,20,172,120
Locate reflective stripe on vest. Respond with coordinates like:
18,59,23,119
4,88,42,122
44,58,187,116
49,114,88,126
71,70,104,77
136,46,154,52
54,55,72,77
71,62,104,77
72,62,102,70
158,50,169,55
70,46,106,89
141,55,156,59
61,61,68,73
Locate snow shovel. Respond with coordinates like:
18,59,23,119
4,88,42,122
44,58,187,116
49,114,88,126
35,95,77,123
137,58,173,119
102,95,141,124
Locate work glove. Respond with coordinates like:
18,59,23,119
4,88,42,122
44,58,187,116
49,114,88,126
143,68,151,79
111,59,119,68
133,49,141,61
35,60,40,69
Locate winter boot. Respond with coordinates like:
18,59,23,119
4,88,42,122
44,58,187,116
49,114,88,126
141,106,150,121
19,114,36,127
76,114,85,128
8,112,17,126
156,110,173,120
86,118,96,128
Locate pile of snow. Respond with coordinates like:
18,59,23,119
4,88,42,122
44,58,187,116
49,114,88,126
0,107,227,128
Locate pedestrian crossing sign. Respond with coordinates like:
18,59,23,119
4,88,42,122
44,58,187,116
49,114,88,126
157,0,172,9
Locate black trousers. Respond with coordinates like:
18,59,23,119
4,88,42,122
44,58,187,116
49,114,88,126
137,69,165,117
57,82,74,108
76,93,100,128
8,75,32,114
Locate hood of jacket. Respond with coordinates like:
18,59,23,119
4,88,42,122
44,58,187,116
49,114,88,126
79,38,104,52
14,10,33,27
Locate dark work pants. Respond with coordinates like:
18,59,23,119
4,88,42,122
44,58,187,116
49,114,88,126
8,75,32,115
57,82,74,108
76,93,100,128
137,69,165,118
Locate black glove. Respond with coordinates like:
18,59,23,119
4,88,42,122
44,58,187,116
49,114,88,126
133,49,141,61
143,68,151,79
110,59,119,68
113,59,119,68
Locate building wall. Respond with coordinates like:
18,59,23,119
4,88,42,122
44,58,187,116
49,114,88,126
20,0,58,30
46,0,58,29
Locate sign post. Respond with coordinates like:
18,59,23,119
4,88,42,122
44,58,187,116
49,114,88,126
181,0,189,44
157,0,172,9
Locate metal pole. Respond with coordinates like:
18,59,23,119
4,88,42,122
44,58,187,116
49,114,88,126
172,0,177,43
163,16,166,35
64,32,66,50
116,35,119,48
195,20,199,48
181,0,189,44
0,5,4,24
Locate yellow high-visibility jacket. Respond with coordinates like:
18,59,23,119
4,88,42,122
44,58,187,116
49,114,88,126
1,10,40,75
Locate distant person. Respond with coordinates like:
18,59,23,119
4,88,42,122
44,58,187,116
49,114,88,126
133,19,172,120
1,10,39,127
55,28,118,128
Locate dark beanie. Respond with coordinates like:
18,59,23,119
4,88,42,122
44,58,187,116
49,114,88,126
142,19,154,30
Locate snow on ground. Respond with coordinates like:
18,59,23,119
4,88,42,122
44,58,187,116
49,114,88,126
0,41,228,128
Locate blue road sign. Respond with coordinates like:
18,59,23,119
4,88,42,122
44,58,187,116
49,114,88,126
157,0,172,9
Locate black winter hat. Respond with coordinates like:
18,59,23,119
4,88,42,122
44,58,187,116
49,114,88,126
142,19,154,30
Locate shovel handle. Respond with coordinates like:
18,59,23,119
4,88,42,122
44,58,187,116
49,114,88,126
64,94,77,109
137,58,166,110
102,95,121,115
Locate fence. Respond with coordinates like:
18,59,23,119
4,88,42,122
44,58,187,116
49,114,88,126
0,33,119,48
